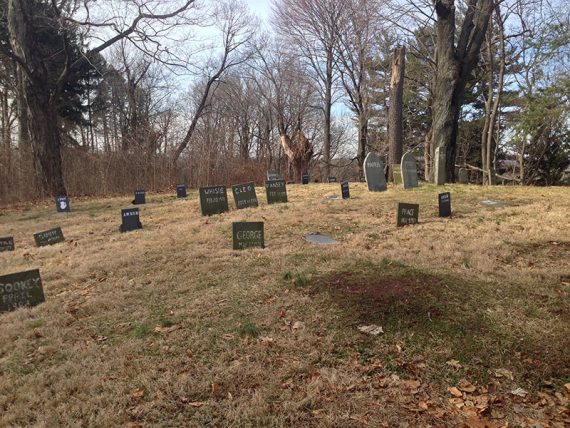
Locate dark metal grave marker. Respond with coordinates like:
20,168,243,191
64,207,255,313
0,236,15,252
328,177,337,183
232,182,259,209
56,196,70,212
0,269,45,312
120,208,142,232
199,186,229,216
34,227,64,247
439,192,452,217
233,222,264,250
302,172,309,184
265,180,288,204
341,181,350,199
397,203,419,227
176,184,187,198
133,189,146,205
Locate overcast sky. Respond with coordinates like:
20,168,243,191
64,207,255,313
244,0,272,22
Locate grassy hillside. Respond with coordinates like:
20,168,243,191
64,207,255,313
1,183,569,427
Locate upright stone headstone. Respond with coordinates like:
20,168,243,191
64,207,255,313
34,227,65,247
393,164,403,185
232,182,259,209
401,152,419,189
267,170,280,181
328,177,337,183
232,222,264,250
302,172,309,184
396,203,419,227
265,180,288,204
199,186,229,216
0,269,45,312
458,168,469,184
364,152,387,191
341,180,350,199
56,196,70,213
434,147,446,185
120,208,142,232
0,236,15,252
133,189,146,205
176,184,187,198
438,192,452,217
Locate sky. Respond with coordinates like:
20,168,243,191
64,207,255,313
244,0,272,22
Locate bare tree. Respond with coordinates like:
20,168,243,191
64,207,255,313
387,45,406,180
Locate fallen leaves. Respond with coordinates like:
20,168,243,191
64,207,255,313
446,359,463,369
153,325,180,334
357,324,384,335
510,387,528,398
129,387,145,400
448,387,463,398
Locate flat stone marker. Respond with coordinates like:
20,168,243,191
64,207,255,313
232,182,259,209
328,177,337,183
267,170,280,181
304,233,338,245
176,184,187,198
458,168,469,184
393,164,402,185
0,269,45,312
0,236,15,252
34,227,64,247
341,180,350,199
480,200,505,208
265,180,288,204
397,203,419,227
364,152,387,192
133,189,146,205
302,172,309,184
401,152,419,189
56,196,70,213
120,208,142,232
439,192,452,217
233,222,264,250
199,186,229,216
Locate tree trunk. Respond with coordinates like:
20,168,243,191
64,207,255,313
323,50,333,180
357,113,367,181
388,45,406,181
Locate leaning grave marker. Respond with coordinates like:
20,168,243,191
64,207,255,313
0,269,45,312
265,180,288,204
56,196,70,213
364,152,387,192
120,208,143,232
232,182,259,209
199,186,229,216
34,227,65,247
0,237,15,252
233,222,264,250
401,152,419,189
396,203,419,227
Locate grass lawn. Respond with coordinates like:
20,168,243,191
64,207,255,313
1,183,569,427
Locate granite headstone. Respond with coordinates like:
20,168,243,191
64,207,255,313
0,269,45,312
199,186,229,216
364,152,387,191
34,227,65,247
232,182,259,209
458,168,469,184
401,152,419,189
393,164,402,185
232,222,264,250
265,180,288,204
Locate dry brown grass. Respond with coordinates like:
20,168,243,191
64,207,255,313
1,183,569,427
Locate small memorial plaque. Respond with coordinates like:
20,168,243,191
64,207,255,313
328,177,337,183
439,192,452,217
341,181,350,199
176,184,187,198
267,170,280,181
304,233,338,245
120,208,142,232
133,189,146,205
0,236,15,252
302,172,309,184
0,269,45,312
233,222,264,250
56,196,70,213
397,203,419,227
364,152,387,191
232,182,259,209
401,152,419,189
34,227,65,247
199,186,229,216
265,180,288,204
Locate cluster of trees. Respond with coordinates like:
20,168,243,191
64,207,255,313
0,0,568,203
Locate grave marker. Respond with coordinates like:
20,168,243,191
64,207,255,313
458,168,469,184
0,269,45,312
34,227,64,247
120,208,142,232
302,172,309,184
133,189,146,205
233,222,264,250
199,186,229,216
438,192,452,217
56,196,70,212
397,203,419,227
232,182,259,209
176,184,187,198
393,164,402,185
364,152,387,191
0,236,15,252
265,180,288,204
304,234,338,245
401,152,419,189
328,177,337,183
341,181,350,199
267,170,280,181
